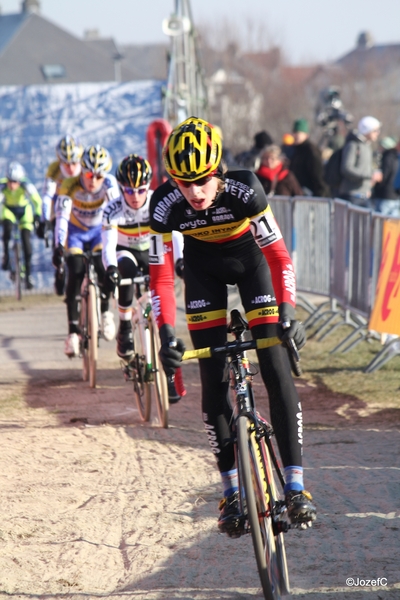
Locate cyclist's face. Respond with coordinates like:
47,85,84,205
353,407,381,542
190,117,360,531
121,185,149,210
7,180,20,191
174,177,219,211
61,161,81,177
81,171,105,193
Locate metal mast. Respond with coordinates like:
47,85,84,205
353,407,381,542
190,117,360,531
162,0,209,127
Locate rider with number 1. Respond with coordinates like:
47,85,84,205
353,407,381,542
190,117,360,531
101,154,185,403
149,117,316,537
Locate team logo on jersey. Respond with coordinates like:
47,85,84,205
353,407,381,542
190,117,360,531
184,207,197,217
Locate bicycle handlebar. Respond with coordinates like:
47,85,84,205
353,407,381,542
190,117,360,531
182,336,281,361
119,275,149,286
182,334,303,377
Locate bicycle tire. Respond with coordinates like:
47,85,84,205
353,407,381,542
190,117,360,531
259,434,290,597
132,316,151,422
149,312,169,428
88,284,98,388
80,292,89,382
14,239,22,301
237,415,277,600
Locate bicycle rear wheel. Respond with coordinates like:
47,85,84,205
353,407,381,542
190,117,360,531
88,284,98,388
237,415,281,600
132,317,151,421
149,312,169,428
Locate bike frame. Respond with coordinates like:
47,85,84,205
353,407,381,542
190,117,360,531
119,273,169,427
79,250,102,388
182,310,296,599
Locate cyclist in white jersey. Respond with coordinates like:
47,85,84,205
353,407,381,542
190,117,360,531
102,154,184,402
53,144,120,358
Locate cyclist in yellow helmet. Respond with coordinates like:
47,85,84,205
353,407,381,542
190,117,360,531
149,116,316,536
52,144,119,358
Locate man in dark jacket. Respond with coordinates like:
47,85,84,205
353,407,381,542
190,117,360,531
372,136,400,217
235,130,274,171
290,118,329,197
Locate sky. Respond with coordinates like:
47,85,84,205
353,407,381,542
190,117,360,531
1,0,400,65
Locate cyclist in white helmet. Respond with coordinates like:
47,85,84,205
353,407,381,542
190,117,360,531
0,161,43,290
42,135,84,294
53,144,120,358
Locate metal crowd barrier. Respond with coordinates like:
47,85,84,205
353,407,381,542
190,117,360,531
270,195,398,371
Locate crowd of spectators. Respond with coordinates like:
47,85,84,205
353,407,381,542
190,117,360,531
231,116,400,217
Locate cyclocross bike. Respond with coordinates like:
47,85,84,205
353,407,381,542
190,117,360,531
79,250,102,388
183,309,304,600
119,273,170,428
9,220,24,301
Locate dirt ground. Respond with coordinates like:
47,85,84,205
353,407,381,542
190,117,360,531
0,293,399,600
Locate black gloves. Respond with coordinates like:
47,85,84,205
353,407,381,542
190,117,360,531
278,302,306,350
36,219,50,240
174,258,184,279
159,323,186,376
52,244,65,268
103,265,121,293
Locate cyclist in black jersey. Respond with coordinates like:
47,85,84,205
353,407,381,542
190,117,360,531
149,117,316,535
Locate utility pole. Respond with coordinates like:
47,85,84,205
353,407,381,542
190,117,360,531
162,0,209,127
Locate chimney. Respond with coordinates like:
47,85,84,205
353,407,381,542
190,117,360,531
357,31,374,50
84,29,101,40
21,0,40,13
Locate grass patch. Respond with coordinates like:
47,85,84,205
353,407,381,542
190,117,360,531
0,293,62,312
297,306,400,408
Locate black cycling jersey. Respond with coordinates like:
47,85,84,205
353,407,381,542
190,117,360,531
149,169,302,474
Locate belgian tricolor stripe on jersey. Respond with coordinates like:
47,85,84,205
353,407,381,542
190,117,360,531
186,309,227,330
181,218,250,244
246,305,279,327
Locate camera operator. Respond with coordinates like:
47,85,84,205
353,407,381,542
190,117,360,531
316,87,353,156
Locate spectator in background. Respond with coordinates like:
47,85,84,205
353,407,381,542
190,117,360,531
338,115,382,207
372,136,400,217
235,130,274,171
255,144,303,197
290,118,329,197
281,133,295,163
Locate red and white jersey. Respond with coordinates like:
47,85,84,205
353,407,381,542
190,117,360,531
101,191,153,268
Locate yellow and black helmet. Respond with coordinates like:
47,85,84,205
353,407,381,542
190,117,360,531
81,144,112,175
56,135,84,164
163,116,222,182
116,154,152,188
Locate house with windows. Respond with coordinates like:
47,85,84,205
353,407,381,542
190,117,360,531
0,0,168,84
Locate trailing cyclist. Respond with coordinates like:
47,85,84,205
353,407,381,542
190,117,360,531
42,135,84,294
0,161,43,290
101,154,184,403
149,117,316,536
53,144,119,358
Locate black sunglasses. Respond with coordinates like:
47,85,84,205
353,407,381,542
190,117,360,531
175,175,213,188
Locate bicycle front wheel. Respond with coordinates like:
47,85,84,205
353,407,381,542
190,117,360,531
149,312,169,428
237,415,280,600
14,240,22,301
132,317,151,422
80,293,89,382
88,284,98,388
264,438,290,596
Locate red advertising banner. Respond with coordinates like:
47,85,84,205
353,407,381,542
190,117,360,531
369,220,400,334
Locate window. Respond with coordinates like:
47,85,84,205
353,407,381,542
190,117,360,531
41,64,66,80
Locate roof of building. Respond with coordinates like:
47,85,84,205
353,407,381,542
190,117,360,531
0,10,166,85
